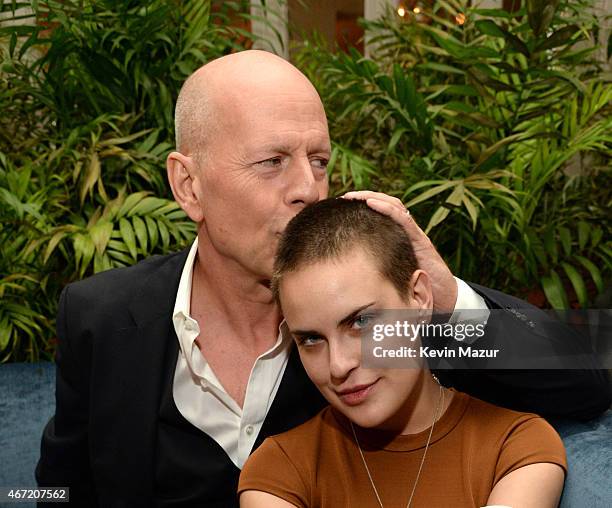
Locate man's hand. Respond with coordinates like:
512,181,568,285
342,191,458,312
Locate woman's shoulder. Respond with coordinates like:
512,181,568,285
239,406,338,506
461,391,556,433
245,406,338,466
264,405,340,453
456,391,567,480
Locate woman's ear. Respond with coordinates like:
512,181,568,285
409,269,433,319
166,151,204,222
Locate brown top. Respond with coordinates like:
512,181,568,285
238,390,566,507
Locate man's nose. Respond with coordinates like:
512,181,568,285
285,157,322,207
328,337,360,382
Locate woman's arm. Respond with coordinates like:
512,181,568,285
486,463,565,508
240,490,298,508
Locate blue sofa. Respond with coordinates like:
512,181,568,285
1,363,610,507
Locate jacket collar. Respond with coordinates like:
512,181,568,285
128,248,190,323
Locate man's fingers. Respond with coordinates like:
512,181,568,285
342,191,405,213
365,198,425,239
363,197,401,217
343,192,430,248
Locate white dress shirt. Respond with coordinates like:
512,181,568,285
172,239,291,468
171,238,488,468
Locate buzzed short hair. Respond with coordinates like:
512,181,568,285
272,198,418,301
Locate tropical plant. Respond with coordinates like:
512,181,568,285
0,0,255,361
294,0,611,309
1,0,610,361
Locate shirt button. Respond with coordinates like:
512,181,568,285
184,320,195,332
245,425,254,436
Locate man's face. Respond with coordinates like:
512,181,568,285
279,247,424,432
194,84,330,281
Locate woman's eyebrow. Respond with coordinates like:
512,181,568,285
290,329,321,338
337,302,376,328
289,303,376,337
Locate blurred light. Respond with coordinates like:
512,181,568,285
397,6,406,17
413,7,421,14
455,13,466,25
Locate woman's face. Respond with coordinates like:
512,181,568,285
279,246,432,432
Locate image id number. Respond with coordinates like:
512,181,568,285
0,488,69,503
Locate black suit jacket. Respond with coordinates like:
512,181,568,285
36,249,611,506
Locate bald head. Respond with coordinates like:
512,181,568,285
174,50,324,161
167,50,330,281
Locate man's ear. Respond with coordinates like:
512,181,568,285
409,269,433,315
166,151,204,223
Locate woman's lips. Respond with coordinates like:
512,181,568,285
337,380,379,406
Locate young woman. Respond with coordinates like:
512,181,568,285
238,198,566,508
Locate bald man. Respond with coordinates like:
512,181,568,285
36,51,610,507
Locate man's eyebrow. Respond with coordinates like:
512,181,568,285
254,143,293,154
337,302,376,328
250,139,331,155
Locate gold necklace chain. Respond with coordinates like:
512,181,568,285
350,383,444,508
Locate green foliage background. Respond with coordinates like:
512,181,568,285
1,0,610,361
294,0,611,311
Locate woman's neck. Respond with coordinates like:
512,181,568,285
381,371,454,435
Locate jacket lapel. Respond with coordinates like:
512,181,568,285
94,250,188,501
98,247,324,497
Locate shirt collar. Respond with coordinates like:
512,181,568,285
173,237,199,322
172,237,293,354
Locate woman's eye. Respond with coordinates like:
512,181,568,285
352,314,373,330
297,335,322,347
